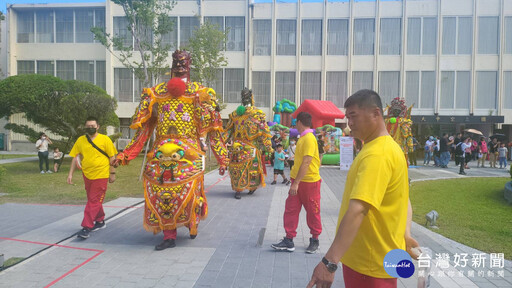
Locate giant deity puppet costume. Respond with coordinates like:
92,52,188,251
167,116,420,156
114,50,229,250
225,88,273,199
385,97,414,164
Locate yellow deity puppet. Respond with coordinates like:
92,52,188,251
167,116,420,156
385,97,414,164
225,88,273,199
113,50,229,250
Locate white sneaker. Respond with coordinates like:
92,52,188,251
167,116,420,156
46,170,53,174
40,171,45,174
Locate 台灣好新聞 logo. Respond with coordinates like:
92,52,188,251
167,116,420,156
383,249,415,278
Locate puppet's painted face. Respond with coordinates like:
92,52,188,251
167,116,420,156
171,50,191,79
241,88,253,106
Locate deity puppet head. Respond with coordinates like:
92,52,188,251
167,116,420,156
171,50,191,82
241,87,254,107
389,97,407,118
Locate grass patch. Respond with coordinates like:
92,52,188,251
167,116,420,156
410,177,512,259
0,154,35,160
1,257,25,269
0,154,219,205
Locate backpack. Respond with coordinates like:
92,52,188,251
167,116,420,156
455,142,464,156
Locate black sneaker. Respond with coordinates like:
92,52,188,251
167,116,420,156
271,237,295,252
282,178,288,184
306,238,319,254
155,239,176,250
92,221,106,231
234,192,241,199
271,181,277,185
459,171,467,175
285,180,291,186
77,228,91,239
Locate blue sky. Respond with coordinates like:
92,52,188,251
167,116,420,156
2,0,103,13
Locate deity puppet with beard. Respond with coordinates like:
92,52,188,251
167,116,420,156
113,50,229,250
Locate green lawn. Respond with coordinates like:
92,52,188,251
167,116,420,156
0,154,36,160
410,177,512,259
0,155,220,205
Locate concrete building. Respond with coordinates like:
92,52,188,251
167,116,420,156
3,0,512,150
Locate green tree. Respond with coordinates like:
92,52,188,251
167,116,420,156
0,75,119,157
186,22,228,87
92,0,175,87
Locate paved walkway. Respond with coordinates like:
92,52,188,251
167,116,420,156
0,159,511,287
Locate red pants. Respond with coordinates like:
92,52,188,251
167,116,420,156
82,175,108,229
163,229,177,240
283,179,322,239
343,265,397,288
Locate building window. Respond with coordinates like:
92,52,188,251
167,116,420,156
421,71,435,109
76,61,95,84
17,61,35,74
378,72,400,106
505,17,512,54
226,17,245,51
275,72,295,103
252,72,271,107
458,17,472,54
442,17,456,55
440,71,455,108
161,17,178,51
56,10,74,43
326,72,347,107
353,19,375,55
327,19,348,55
94,9,105,38
96,61,106,90
380,18,401,55
504,72,512,109
253,20,271,56
405,71,435,109
478,17,499,54
301,20,322,56
456,71,470,109
180,16,200,48
405,71,419,106
407,17,437,55
211,69,224,102
36,61,54,76
225,68,244,103
36,11,54,43
113,17,132,49
75,9,94,43
56,61,74,80
300,72,321,101
476,71,497,109
440,71,471,109
17,11,34,43
352,71,373,93
114,68,134,102
277,20,296,56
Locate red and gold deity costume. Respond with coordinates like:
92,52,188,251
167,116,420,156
385,97,414,164
116,53,228,238
225,88,273,195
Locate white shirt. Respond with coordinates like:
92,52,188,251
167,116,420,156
35,139,49,152
288,144,296,161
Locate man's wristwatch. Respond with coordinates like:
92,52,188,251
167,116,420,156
322,257,338,273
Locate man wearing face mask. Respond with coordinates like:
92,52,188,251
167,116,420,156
67,116,117,239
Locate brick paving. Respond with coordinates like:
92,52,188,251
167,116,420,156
0,159,511,287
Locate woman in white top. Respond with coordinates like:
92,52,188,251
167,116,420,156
287,139,296,170
35,132,53,173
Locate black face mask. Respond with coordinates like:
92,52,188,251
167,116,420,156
85,128,97,135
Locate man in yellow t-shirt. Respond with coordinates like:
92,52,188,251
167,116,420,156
307,90,420,288
272,111,322,254
67,116,117,239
